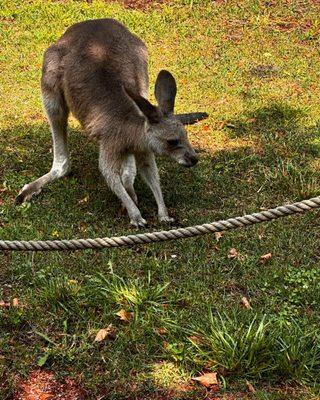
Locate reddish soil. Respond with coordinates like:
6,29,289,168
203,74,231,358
85,0,168,9
120,0,167,9
14,370,86,400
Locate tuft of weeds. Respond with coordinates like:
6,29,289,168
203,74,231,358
189,312,274,378
35,275,83,311
276,323,320,386
188,312,320,386
89,271,171,311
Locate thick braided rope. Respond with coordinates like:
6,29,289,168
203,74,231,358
1,196,319,252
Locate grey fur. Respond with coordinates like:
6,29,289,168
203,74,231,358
16,19,208,226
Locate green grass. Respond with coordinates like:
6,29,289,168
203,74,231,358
1,0,320,398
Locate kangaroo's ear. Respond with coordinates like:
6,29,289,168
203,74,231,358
124,87,160,124
176,112,209,125
155,70,177,115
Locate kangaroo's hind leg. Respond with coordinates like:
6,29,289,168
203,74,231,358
16,48,71,204
15,92,70,204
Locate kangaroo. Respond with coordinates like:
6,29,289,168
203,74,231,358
16,18,208,227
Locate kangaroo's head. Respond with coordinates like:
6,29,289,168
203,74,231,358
125,70,208,167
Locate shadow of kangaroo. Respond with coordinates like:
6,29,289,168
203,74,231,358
16,18,208,227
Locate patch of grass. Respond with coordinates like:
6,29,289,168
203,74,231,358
188,313,320,385
190,313,274,378
1,0,320,399
88,271,171,310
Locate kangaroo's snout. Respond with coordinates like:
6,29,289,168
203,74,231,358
178,151,198,168
189,155,198,166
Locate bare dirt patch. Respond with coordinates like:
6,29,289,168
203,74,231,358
121,0,167,9
93,0,168,10
14,370,86,400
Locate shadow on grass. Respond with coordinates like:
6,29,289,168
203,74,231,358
226,102,319,162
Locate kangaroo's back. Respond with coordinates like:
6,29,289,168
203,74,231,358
41,19,149,134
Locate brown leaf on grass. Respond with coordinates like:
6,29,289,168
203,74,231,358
228,248,238,259
0,300,10,307
12,298,19,307
214,232,223,242
216,121,226,130
259,252,272,264
247,118,257,123
116,309,133,322
94,325,116,342
188,335,204,345
192,372,219,388
78,196,89,205
240,296,252,310
246,380,256,393
153,327,167,335
79,222,87,232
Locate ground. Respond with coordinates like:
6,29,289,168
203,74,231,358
1,0,320,399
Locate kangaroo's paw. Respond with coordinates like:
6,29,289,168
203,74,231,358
130,215,148,228
15,184,42,205
159,215,176,224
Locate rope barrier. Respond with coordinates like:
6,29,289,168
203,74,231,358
1,196,319,252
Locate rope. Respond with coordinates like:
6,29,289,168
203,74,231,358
0,196,319,252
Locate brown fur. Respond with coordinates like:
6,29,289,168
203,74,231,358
16,19,208,226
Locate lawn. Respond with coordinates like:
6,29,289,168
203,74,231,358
1,0,320,398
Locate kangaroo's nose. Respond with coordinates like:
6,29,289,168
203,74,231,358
189,155,198,166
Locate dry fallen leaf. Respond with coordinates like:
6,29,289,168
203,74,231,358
217,121,226,130
214,232,223,242
12,298,19,307
259,252,272,264
154,327,167,335
0,300,9,307
228,248,238,259
241,296,252,310
188,335,204,345
192,372,219,388
94,325,116,342
79,222,87,232
116,309,133,322
39,393,54,400
246,380,256,393
78,195,89,205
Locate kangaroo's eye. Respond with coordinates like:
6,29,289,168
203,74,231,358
167,139,179,147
